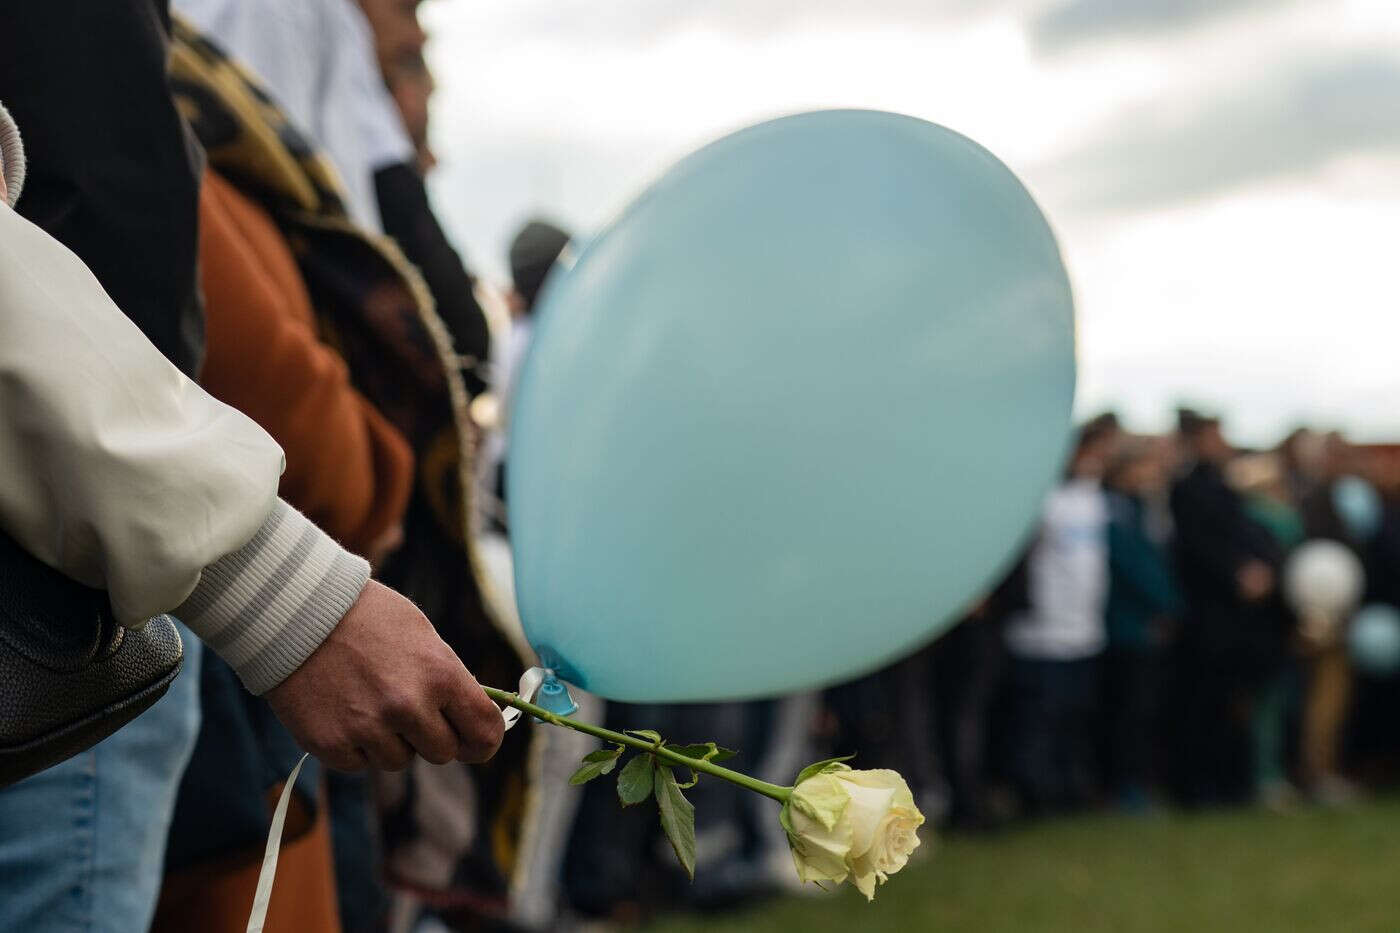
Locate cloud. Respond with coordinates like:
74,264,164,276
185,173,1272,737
1037,50,1400,213
1031,0,1296,51
431,0,1030,46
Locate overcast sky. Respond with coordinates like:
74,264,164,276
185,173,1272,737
421,0,1400,446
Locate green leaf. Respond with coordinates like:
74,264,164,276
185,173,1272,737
583,746,623,764
667,743,710,759
616,754,654,805
568,746,623,785
794,755,854,785
665,746,707,786
626,729,662,744
668,742,739,763
655,765,697,880
568,761,610,785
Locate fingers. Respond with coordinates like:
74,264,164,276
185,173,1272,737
390,706,460,766
265,579,507,772
317,745,368,773
442,668,506,763
358,732,415,771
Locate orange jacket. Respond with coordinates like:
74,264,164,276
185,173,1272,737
197,170,413,556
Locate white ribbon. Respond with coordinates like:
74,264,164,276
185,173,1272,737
501,666,548,731
246,752,309,933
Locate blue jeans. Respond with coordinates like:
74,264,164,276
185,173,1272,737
0,620,202,932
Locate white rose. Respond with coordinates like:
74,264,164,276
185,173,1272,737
780,763,925,900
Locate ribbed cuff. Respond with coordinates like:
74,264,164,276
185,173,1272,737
177,499,370,694
0,100,26,206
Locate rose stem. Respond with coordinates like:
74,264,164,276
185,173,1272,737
482,685,794,802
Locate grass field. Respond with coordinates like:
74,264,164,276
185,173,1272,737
646,799,1400,932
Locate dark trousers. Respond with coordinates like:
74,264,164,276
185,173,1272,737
1007,655,1100,812
564,701,760,915
825,648,940,797
933,617,1004,826
1168,628,1261,806
1103,646,1164,796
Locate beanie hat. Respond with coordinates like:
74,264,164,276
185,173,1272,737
1176,406,1220,438
509,219,571,312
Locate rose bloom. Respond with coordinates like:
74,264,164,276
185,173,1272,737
780,764,925,900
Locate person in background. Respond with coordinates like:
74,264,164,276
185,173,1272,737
506,224,573,395
824,648,944,825
1101,437,1182,812
357,0,494,379
1002,414,1119,813
186,0,494,379
164,21,530,930
1365,452,1400,610
508,220,574,351
1226,452,1305,810
490,218,603,931
482,219,575,532
201,1,500,922
932,599,1008,830
1296,433,1366,804
152,160,417,931
1300,433,1369,545
357,0,434,172
1169,409,1283,806
178,0,492,373
175,0,409,233
1280,427,1328,508
1345,449,1400,778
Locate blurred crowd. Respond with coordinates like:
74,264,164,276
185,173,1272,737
925,413,1400,821
951,413,1400,818
530,413,1400,925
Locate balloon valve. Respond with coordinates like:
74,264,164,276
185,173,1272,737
533,670,579,721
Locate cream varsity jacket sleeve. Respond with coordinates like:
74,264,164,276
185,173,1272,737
0,102,367,694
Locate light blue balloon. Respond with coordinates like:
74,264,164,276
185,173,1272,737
1333,474,1382,542
509,110,1075,702
1349,604,1400,676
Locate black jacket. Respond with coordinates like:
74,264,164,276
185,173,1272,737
374,162,491,394
1171,462,1280,605
1170,461,1287,672
0,0,204,376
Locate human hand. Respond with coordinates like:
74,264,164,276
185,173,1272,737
1236,560,1274,602
265,580,504,770
1149,614,1179,647
1296,608,1341,651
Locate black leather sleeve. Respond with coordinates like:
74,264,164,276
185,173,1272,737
374,161,491,394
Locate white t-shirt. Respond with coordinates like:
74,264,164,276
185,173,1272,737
1004,478,1110,661
174,0,415,232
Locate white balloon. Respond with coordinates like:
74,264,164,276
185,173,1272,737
1283,539,1365,618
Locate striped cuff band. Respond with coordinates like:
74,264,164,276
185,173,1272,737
177,499,370,694
0,101,26,206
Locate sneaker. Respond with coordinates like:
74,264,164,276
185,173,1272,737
1312,774,1362,808
1256,779,1301,813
